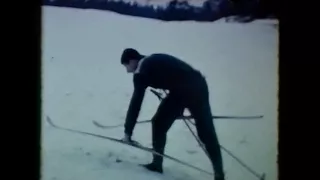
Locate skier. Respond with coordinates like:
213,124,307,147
120,48,225,180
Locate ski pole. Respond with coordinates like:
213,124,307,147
182,119,210,158
153,89,266,180
219,144,266,180
185,118,266,180
158,90,211,162
157,90,213,173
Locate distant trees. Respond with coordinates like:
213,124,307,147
42,0,277,22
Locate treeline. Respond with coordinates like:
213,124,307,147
42,0,276,22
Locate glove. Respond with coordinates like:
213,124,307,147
121,134,140,146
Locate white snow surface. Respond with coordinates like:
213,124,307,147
41,6,278,180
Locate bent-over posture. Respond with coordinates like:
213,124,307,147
120,48,225,180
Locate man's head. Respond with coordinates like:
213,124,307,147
121,48,144,73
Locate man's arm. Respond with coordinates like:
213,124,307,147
124,74,147,137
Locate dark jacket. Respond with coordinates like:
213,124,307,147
124,53,203,136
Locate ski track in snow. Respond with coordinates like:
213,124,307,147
41,6,278,180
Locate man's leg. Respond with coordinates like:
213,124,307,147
143,94,184,173
188,100,225,180
187,78,225,180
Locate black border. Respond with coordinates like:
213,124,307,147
4,0,40,179
5,0,313,179
279,0,314,179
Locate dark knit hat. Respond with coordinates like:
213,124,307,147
121,48,143,64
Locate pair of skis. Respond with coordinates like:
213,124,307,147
47,89,266,179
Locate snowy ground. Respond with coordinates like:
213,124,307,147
41,6,278,180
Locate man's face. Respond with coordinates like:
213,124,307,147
124,60,137,73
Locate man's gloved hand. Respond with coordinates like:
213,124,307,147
121,134,140,146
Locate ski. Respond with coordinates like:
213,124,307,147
92,118,195,129
46,116,214,176
93,119,151,129
92,114,263,129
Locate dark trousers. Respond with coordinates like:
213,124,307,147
150,75,224,176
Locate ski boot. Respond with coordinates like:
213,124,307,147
140,155,163,174
141,162,163,173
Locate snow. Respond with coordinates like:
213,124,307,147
41,6,278,180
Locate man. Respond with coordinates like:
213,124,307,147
120,48,225,180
